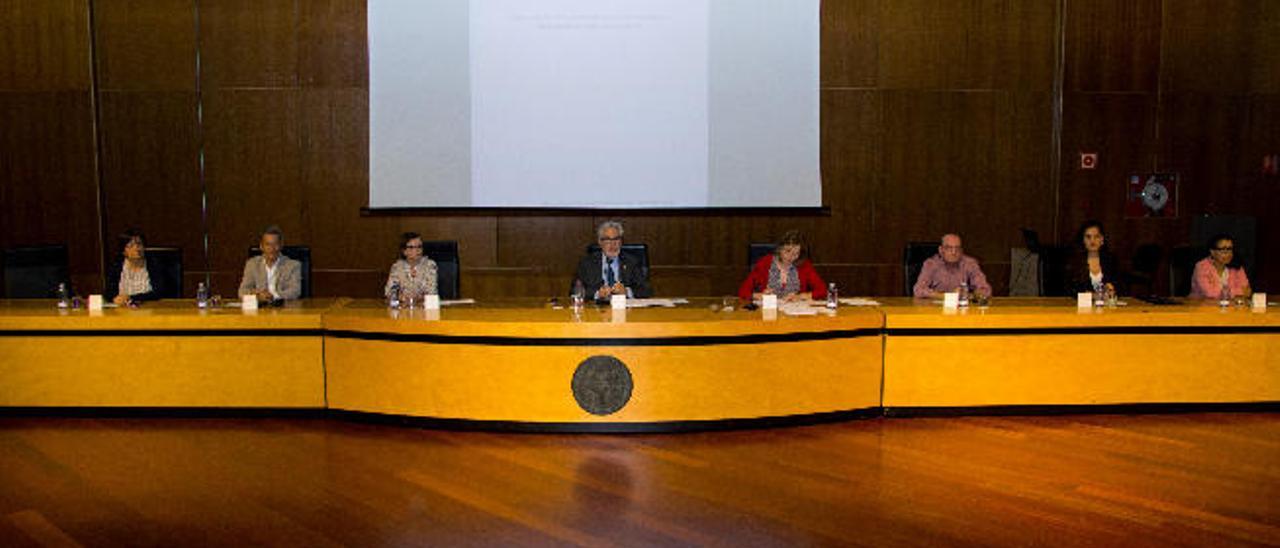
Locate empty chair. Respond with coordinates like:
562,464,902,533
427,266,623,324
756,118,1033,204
248,245,312,298
2,245,69,298
420,240,460,299
1169,245,1201,297
144,247,184,298
1126,243,1163,297
902,242,938,296
746,243,775,270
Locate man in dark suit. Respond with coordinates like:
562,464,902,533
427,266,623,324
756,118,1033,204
574,220,652,301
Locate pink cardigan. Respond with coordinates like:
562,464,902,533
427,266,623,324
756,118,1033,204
1189,258,1250,299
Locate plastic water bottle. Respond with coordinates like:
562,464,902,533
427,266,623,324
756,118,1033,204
572,279,586,310
1093,283,1105,307
56,283,70,309
826,282,838,309
389,281,401,309
957,282,970,308
196,282,209,308
1219,280,1231,308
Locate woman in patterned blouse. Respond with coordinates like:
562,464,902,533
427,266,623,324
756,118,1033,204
104,228,169,305
384,232,438,302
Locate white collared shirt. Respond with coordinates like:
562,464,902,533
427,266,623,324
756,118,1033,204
264,257,280,299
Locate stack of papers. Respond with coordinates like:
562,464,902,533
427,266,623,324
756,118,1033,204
839,298,881,306
626,298,688,308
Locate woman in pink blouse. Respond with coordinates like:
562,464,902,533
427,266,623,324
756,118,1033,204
1189,234,1251,300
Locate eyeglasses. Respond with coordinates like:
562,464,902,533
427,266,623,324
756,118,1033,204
1212,247,1234,252
404,244,423,249
598,236,622,242
940,245,962,252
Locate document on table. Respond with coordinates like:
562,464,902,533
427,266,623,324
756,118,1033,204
779,302,821,316
839,298,881,306
441,299,476,306
627,298,688,308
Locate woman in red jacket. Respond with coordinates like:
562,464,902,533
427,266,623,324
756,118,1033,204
738,230,828,302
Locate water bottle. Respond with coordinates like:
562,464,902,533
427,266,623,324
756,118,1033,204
572,279,586,310
957,282,970,308
388,280,401,309
825,282,838,309
1093,282,1105,307
1219,280,1231,308
56,283,70,309
196,282,209,308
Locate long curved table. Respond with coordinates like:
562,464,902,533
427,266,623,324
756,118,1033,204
1,297,1275,430
322,299,885,429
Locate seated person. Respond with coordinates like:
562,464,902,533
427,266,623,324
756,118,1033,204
738,230,827,303
104,228,171,305
573,220,652,301
238,225,302,302
1064,220,1126,295
912,233,992,299
384,232,438,300
1189,233,1251,300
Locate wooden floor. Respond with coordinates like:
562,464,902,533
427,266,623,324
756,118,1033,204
0,413,1277,547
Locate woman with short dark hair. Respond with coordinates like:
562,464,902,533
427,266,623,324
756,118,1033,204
104,228,170,305
384,232,438,301
1189,233,1251,300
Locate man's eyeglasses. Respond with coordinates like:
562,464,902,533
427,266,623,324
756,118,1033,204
598,236,622,242
1213,247,1233,252
405,244,423,249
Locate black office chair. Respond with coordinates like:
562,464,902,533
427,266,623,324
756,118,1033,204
1126,243,1163,297
421,240,460,299
586,243,649,277
2,245,69,298
1037,245,1074,297
248,245,312,298
1169,245,1201,297
747,243,775,269
903,242,938,296
144,247,184,298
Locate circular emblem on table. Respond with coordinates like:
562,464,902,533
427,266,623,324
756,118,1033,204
571,355,633,416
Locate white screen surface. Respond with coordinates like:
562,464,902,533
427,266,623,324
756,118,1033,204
369,0,820,209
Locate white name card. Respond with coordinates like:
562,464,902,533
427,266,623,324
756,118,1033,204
611,294,627,310
242,294,258,311
1077,292,1093,308
762,294,778,310
424,294,440,310
1253,292,1268,310
942,292,959,310
87,294,103,311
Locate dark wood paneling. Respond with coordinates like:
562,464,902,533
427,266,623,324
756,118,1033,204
878,0,1056,91
199,0,298,89
1057,92,1159,248
202,89,303,272
93,0,196,91
298,0,366,88
1161,0,1261,94
821,0,878,89
879,91,1054,266
0,0,91,91
1157,93,1249,216
1063,0,1161,93
98,91,204,281
819,90,879,263
0,92,101,291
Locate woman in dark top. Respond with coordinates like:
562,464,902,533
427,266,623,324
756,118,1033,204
104,228,170,304
1064,220,1125,296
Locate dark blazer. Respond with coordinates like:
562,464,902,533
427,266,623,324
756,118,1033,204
103,256,171,302
573,251,652,299
1064,249,1126,295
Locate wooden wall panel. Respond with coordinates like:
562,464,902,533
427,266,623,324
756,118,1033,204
97,91,203,287
202,89,303,275
878,0,1056,91
0,92,101,291
820,0,878,89
1161,0,1260,93
818,90,879,263
199,0,297,88
93,0,195,91
1063,0,1161,92
298,0,366,88
0,0,90,91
